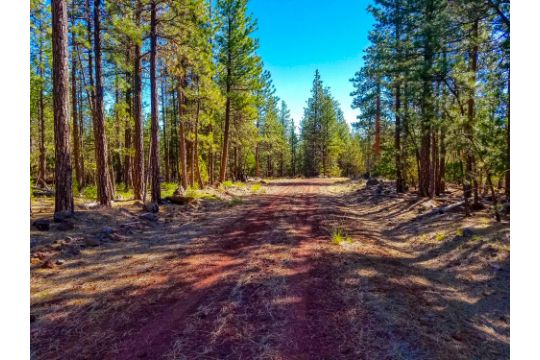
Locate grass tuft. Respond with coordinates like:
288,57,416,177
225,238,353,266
435,232,445,242
331,226,353,245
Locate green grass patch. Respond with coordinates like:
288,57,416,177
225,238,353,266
115,186,134,200
222,180,234,188
435,232,445,242
161,182,178,198
331,227,353,245
185,188,220,201
227,198,243,207
81,185,98,199
233,181,246,188
251,183,262,192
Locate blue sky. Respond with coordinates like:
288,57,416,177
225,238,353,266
247,0,375,127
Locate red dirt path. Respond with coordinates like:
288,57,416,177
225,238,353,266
30,178,509,360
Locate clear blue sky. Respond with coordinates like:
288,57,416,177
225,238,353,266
247,0,375,128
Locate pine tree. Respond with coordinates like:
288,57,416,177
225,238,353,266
91,0,113,206
51,0,74,215
215,0,261,183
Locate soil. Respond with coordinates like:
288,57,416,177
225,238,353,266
30,178,509,360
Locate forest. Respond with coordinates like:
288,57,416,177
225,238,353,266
29,0,510,359
31,0,365,213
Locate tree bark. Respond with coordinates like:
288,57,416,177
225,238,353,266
37,21,47,188
71,39,83,191
194,97,204,188
487,172,501,222
374,82,381,160
219,18,233,183
395,82,404,192
149,0,161,204
465,19,479,208
161,69,170,183
92,0,112,206
132,0,144,200
124,48,133,190
505,75,510,202
113,74,123,184
177,83,188,190
51,0,74,214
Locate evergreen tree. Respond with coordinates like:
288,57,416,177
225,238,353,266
215,0,262,182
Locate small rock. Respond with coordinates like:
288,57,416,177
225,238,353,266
462,228,474,237
140,213,158,222
32,219,50,231
41,259,55,269
79,202,99,210
101,226,114,235
173,186,185,196
144,202,159,213
84,238,101,247
30,258,41,265
55,259,65,265
33,252,47,260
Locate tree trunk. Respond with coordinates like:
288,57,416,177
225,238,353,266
374,82,381,160
219,20,232,183
124,49,133,190
92,0,112,206
395,82,404,192
177,83,188,190
429,129,438,198
194,97,204,188
171,88,180,182
255,144,260,178
77,67,86,187
487,172,501,222
149,0,161,204
132,0,144,200
37,23,47,188
465,19,479,208
437,129,446,195
85,0,95,109
70,21,83,192
51,0,74,214
505,76,510,202
161,69,170,183
113,74,123,184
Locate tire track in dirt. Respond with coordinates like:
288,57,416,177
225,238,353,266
277,181,348,360
110,183,296,360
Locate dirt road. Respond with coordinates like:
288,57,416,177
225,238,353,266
31,178,509,359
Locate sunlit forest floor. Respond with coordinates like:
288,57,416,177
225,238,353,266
30,178,509,360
